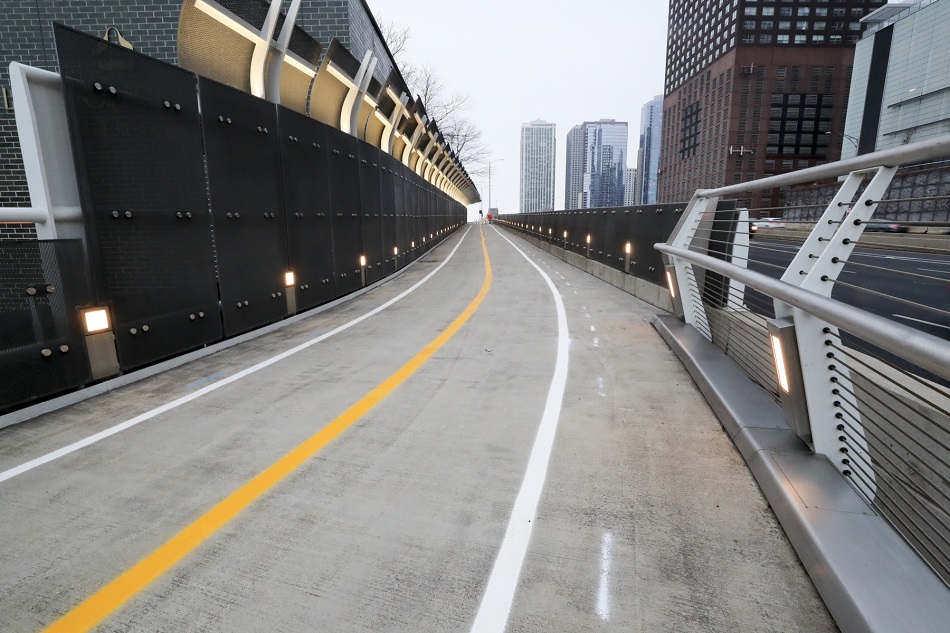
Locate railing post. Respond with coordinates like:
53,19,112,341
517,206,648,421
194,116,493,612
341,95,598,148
775,166,896,498
663,193,716,339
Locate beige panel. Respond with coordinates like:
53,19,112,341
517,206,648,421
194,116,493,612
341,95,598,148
178,0,254,93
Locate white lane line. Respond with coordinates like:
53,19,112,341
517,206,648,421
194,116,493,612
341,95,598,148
473,227,570,633
596,531,613,620
892,314,950,330
0,228,473,486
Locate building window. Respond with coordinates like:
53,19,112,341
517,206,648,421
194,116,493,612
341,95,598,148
833,8,845,16
832,21,844,30
760,33,773,43
778,34,790,43
851,8,863,16
744,20,756,29
743,34,755,43
816,8,828,16
762,7,775,15
779,20,791,29
796,21,809,29
780,6,792,16
762,20,773,29
745,6,757,15
815,21,826,29
849,22,862,31
680,101,701,158
794,34,807,44
798,7,810,16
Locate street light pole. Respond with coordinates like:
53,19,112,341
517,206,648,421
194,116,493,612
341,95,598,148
487,158,505,216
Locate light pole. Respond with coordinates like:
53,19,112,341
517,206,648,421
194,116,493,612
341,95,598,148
825,131,859,149
487,158,505,217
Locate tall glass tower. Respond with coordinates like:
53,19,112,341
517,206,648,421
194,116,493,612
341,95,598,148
520,121,557,213
565,120,628,209
636,96,663,204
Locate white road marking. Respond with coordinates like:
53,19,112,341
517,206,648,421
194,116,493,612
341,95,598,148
596,531,613,620
590,325,596,332
892,314,950,330
473,228,571,633
0,228,473,486
593,337,600,348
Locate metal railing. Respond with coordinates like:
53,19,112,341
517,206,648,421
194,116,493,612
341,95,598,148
660,134,950,587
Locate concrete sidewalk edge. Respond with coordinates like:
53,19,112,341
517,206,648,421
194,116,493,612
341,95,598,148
653,314,950,633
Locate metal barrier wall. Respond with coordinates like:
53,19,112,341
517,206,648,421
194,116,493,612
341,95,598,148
0,26,466,414
495,205,685,286
659,134,950,588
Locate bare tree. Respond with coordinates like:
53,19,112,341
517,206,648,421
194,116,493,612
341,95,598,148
378,20,487,175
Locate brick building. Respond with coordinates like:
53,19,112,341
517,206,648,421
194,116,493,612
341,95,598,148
0,0,398,237
656,0,887,209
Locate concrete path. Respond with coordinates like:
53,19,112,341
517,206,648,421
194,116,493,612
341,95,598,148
0,225,836,632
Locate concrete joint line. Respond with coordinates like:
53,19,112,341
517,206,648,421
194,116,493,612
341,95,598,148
0,227,473,487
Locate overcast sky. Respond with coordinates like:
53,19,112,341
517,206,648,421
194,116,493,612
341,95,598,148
368,0,671,219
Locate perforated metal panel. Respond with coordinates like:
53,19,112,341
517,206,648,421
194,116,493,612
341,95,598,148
628,204,684,285
199,77,289,336
55,25,224,369
277,107,336,310
380,153,399,275
326,127,363,296
0,240,92,412
358,144,384,285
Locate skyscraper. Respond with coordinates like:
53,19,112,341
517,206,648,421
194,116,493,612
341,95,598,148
564,120,628,209
564,126,585,210
657,0,887,208
520,120,557,213
624,168,639,206
635,95,663,204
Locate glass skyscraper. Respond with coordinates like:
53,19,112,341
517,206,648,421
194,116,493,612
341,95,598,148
520,120,557,213
564,120,628,209
635,96,663,204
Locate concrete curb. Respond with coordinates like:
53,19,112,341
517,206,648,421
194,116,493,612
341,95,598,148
495,226,675,312
652,314,950,633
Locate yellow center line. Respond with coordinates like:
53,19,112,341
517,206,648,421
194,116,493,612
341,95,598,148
43,226,493,633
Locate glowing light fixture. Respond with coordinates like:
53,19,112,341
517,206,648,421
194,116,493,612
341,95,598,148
563,230,568,239
771,335,790,393
625,242,632,255
586,234,591,244
412,240,415,247
284,271,295,287
666,270,676,299
83,308,111,334
394,246,399,255
360,255,367,266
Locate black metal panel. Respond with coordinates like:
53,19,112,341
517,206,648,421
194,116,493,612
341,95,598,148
603,208,631,270
199,77,289,336
589,209,610,263
0,240,92,412
326,127,363,295
277,106,336,310
407,179,420,259
55,25,223,369
628,204,686,285
380,153,399,274
393,165,408,262
358,144,384,285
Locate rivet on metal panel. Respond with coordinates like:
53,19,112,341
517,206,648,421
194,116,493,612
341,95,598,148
176,212,183,218
637,210,643,214
129,328,137,335
59,345,69,353
26,287,37,296
124,211,132,218
174,104,181,111
41,348,52,357
226,118,231,124
227,213,233,218
236,302,242,308
186,212,192,219
46,286,55,294
348,154,354,159
263,128,268,134
235,213,240,218
94,82,103,91
111,211,119,218
271,293,276,298
189,314,196,320
333,149,340,155
243,301,249,306
277,292,281,297
165,101,172,109
257,126,262,132
108,86,117,95
142,325,149,332
219,115,224,122
198,312,205,318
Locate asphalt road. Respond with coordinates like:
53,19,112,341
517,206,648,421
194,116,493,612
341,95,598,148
746,238,950,340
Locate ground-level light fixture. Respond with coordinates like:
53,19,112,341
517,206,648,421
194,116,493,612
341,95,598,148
625,242,632,255
549,228,552,235
394,246,398,255
360,255,367,267
586,234,591,244
82,307,111,334
563,230,568,239
412,240,415,248
284,271,295,287
666,270,676,299
766,318,811,446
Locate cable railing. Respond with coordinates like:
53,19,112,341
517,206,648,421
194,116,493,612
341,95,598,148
658,134,950,588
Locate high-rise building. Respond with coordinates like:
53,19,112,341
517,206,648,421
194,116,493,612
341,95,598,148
635,95,663,204
564,120,628,209
520,120,556,213
624,168,639,205
843,1,945,159
564,126,585,210
657,0,887,208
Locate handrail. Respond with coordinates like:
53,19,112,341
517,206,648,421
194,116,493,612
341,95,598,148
696,134,950,198
655,243,950,384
